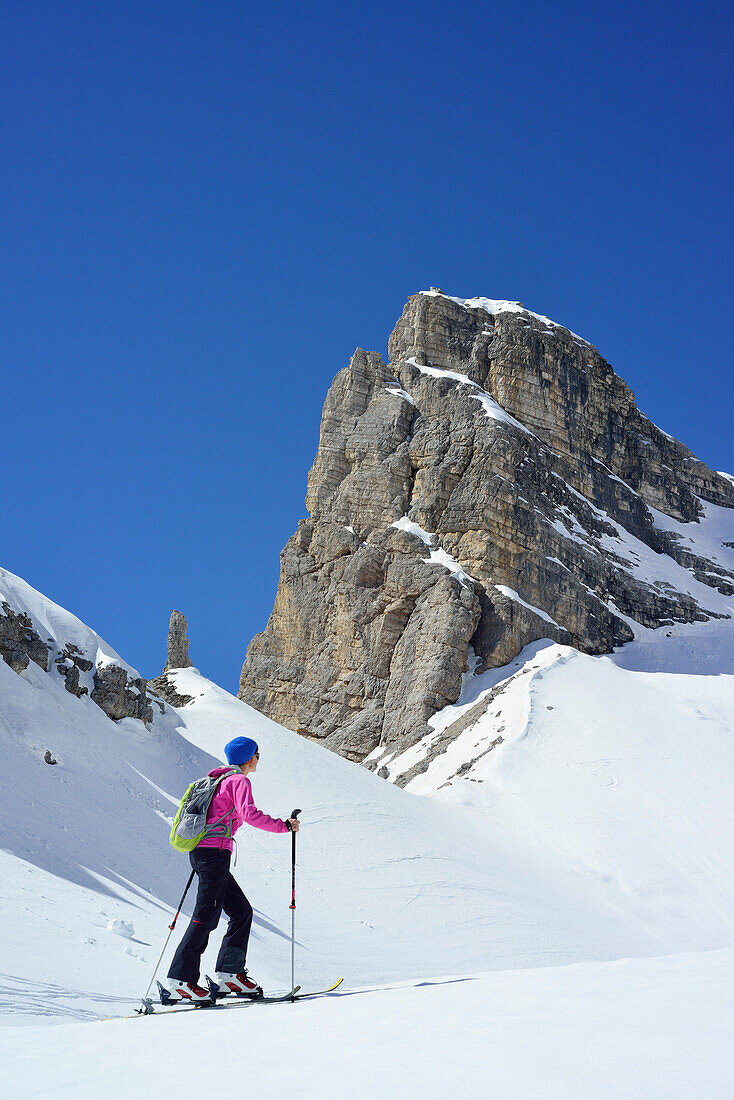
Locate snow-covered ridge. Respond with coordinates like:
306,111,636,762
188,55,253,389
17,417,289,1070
0,565,136,675
419,288,588,343
0,564,161,727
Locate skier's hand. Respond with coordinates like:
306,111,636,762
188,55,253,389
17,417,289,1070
287,817,301,832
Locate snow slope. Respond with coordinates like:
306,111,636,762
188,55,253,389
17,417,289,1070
1,565,733,1095
396,636,734,951
380,495,734,959
380,494,734,958
5,950,732,1100
0,651,660,1027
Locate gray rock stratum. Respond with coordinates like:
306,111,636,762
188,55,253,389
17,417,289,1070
239,290,734,771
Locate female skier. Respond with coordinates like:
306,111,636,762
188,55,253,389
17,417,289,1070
164,735,300,1002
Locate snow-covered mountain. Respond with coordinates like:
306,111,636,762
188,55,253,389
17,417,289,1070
1,563,733,1096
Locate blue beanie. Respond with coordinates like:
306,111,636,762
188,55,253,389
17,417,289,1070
224,736,259,766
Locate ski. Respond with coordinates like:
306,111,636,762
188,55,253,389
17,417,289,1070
201,977,342,1006
291,977,344,1000
133,984,302,1016
223,987,303,1007
212,976,343,1005
132,978,342,1017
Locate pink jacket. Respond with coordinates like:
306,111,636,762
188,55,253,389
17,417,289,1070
197,767,289,850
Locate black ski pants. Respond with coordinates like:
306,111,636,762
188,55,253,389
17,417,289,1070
167,847,253,984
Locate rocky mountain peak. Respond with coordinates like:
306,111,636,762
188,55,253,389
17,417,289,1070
239,291,734,775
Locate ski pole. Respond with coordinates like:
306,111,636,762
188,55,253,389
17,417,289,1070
136,869,195,1015
289,808,301,1000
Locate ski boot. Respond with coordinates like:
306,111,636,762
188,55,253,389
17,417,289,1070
211,970,263,998
157,978,214,1006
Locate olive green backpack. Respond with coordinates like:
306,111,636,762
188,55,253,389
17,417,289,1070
169,768,239,852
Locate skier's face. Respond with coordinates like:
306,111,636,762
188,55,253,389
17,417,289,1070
240,752,259,775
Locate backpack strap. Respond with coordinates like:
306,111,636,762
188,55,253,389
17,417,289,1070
201,767,241,841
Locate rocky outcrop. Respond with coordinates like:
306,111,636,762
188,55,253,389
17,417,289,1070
239,291,734,764
164,610,192,671
0,603,51,673
148,672,194,708
91,665,155,724
148,610,195,707
54,643,93,697
0,600,158,726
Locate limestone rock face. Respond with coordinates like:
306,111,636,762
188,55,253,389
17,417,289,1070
165,610,192,671
239,291,734,767
148,610,195,707
91,665,154,724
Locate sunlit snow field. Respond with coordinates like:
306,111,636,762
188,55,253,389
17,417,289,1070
1,555,733,1097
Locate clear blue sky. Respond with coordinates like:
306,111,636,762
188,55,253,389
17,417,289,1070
2,0,732,691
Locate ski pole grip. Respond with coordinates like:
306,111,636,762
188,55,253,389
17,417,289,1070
291,808,301,820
